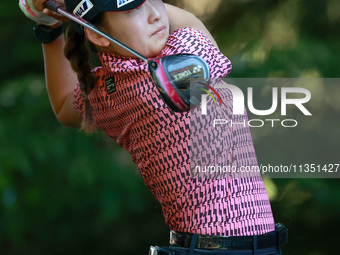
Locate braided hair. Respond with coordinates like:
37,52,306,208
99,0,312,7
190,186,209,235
64,14,104,134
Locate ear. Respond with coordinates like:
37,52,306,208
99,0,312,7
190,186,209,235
84,27,110,47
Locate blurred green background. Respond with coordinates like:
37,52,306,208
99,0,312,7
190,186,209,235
1,0,339,254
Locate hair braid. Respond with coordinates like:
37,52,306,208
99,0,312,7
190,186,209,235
64,25,97,134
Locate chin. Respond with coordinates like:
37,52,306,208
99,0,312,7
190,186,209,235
148,50,163,58
149,40,168,58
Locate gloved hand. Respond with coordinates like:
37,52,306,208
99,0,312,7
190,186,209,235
19,0,59,26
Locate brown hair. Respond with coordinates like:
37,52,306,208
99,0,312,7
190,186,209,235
63,14,104,134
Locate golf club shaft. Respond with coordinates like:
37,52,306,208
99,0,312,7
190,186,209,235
44,0,148,62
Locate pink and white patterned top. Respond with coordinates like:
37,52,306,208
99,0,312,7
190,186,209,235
73,27,276,236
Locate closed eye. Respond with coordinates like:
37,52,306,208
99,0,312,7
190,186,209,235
128,5,142,13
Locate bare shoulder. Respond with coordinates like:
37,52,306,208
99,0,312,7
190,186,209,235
164,3,219,49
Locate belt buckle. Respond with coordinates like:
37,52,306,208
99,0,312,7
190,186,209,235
198,235,254,250
197,235,224,250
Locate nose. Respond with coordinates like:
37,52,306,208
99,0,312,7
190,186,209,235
146,0,162,24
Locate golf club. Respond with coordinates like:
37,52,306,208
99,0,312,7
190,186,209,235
44,0,210,112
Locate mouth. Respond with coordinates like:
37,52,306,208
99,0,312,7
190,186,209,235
152,25,167,36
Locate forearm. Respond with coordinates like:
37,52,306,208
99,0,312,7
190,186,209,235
42,34,81,127
20,0,80,127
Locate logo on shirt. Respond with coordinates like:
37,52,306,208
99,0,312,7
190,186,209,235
117,0,137,8
73,0,94,18
105,76,116,94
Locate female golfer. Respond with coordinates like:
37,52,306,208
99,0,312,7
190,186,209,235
20,0,287,254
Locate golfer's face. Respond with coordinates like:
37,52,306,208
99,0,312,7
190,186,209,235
102,0,169,58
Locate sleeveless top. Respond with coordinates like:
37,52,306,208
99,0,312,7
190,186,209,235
73,27,276,236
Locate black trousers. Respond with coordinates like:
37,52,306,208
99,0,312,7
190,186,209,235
152,232,283,255
161,245,282,255
150,223,287,255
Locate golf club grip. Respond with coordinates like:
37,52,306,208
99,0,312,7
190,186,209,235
42,0,148,62
44,0,61,13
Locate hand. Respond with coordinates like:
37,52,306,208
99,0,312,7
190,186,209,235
34,0,70,22
19,0,68,26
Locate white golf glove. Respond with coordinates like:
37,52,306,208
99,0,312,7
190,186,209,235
19,0,59,26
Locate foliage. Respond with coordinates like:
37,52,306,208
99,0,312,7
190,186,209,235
0,75,169,254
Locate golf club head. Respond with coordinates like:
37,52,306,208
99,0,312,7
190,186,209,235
148,54,210,112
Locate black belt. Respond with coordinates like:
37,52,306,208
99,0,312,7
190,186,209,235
170,223,288,250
